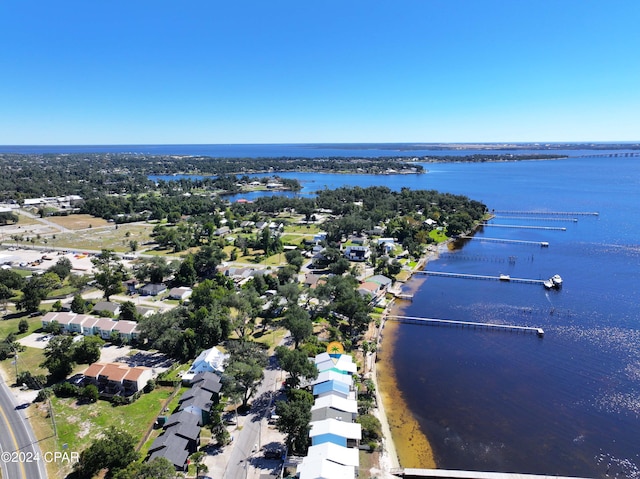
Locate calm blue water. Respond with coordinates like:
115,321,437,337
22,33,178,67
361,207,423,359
0,142,628,159
6,144,639,477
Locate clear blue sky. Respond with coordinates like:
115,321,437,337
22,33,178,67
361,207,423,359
1,1,639,144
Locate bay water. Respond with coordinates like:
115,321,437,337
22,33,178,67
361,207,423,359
4,143,638,477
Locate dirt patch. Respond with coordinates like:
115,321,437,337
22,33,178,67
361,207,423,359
46,214,110,230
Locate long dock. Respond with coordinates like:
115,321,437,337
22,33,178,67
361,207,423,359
416,270,546,285
385,314,544,337
459,235,549,247
493,216,578,222
392,468,592,479
493,210,598,216
482,224,567,231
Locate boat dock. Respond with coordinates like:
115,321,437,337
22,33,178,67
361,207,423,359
493,215,578,222
385,314,544,337
493,210,598,216
483,224,567,231
416,270,546,285
391,468,592,479
459,235,549,247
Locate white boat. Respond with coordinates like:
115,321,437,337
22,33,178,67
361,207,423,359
499,274,511,281
551,274,563,286
543,279,554,289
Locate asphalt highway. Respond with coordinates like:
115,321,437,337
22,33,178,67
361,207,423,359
0,377,47,479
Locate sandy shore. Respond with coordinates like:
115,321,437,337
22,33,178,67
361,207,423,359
371,246,445,472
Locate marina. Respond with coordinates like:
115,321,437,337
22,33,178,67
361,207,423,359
385,314,545,338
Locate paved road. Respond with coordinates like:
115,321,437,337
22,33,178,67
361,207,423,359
0,377,47,479
223,355,286,479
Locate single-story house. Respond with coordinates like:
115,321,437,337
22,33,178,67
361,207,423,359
136,306,155,318
344,245,371,262
139,283,167,296
92,301,121,317
124,278,140,295
168,287,192,301
368,274,393,291
357,281,381,299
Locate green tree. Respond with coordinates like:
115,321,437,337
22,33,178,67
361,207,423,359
41,335,75,382
73,335,105,364
92,249,127,301
112,457,176,479
275,346,318,388
275,389,314,454
47,257,73,281
16,272,61,312
80,384,99,403
223,359,264,408
18,318,29,334
284,249,304,272
74,427,139,479
71,293,88,313
282,305,313,347
119,301,139,321
0,284,12,312
174,255,197,286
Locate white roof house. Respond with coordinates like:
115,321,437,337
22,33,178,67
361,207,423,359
311,395,358,414
314,353,358,374
297,457,356,479
306,442,360,468
312,370,353,388
309,418,361,447
182,347,228,382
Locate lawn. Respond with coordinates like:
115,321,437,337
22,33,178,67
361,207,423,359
46,214,110,230
428,229,449,243
36,222,157,253
29,386,176,479
283,224,321,234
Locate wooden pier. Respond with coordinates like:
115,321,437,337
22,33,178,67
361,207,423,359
386,314,544,337
416,270,546,285
492,210,598,216
482,223,567,231
392,468,592,479
459,235,549,247
493,215,578,222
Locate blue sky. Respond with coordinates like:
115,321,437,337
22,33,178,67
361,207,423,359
1,1,639,144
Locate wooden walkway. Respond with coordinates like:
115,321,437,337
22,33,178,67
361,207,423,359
492,210,598,216
416,270,546,285
459,235,549,247
391,468,592,479
386,314,544,337
483,224,567,231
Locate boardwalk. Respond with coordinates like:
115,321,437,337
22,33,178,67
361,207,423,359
492,216,578,222
386,314,544,337
416,270,546,285
492,210,598,216
459,235,549,247
392,468,593,479
483,224,567,231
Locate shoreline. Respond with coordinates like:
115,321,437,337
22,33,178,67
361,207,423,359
371,244,446,472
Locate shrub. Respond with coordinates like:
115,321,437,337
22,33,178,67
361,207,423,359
53,382,80,398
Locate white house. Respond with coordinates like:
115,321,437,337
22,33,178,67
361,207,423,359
169,287,193,301
182,347,228,382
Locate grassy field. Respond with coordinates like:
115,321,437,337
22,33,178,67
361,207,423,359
39,222,157,252
429,229,449,243
29,386,176,478
46,214,110,230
